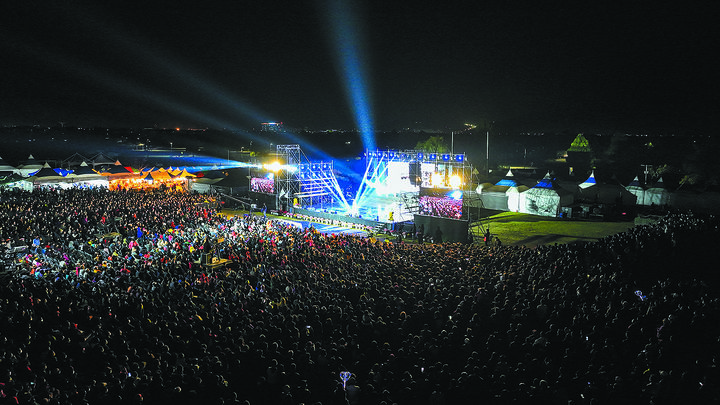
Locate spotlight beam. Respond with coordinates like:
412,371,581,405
318,0,377,151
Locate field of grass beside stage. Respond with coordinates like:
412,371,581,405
471,212,636,247
221,208,638,248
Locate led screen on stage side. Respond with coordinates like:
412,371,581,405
250,177,275,194
421,163,435,188
419,188,463,219
385,161,416,193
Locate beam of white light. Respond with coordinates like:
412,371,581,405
318,0,377,151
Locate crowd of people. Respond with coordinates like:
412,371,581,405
1,188,719,405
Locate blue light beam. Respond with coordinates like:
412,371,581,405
319,0,377,151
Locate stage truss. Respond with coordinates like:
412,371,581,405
274,144,348,211
353,149,474,221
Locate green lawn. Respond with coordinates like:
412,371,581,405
470,211,637,247
222,208,639,248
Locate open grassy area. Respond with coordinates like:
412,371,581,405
221,208,639,248
470,211,637,248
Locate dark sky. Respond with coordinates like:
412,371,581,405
1,1,717,134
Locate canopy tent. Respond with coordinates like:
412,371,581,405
576,171,637,205
495,169,518,187
519,173,574,217
32,163,69,184
478,184,510,210
578,171,597,189
16,155,43,176
69,162,107,186
90,153,115,168
645,177,671,206
625,176,646,205
506,184,530,212
62,152,90,168
0,173,33,191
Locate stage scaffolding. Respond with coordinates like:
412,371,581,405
362,149,473,190
350,149,474,222
274,144,347,212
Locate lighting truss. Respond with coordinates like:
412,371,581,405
275,145,349,212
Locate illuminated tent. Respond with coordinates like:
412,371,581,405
174,168,196,178
16,155,43,176
506,183,530,213
149,168,172,181
519,172,574,217
644,177,671,206
625,176,646,205
70,162,107,184
577,171,637,205
578,171,597,189
97,161,135,180
32,163,68,183
475,171,510,210
0,173,33,191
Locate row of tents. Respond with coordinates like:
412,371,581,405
0,155,228,191
475,169,714,217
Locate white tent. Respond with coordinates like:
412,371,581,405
519,173,574,217
645,177,671,206
16,154,43,176
625,176,646,205
578,171,597,189
70,162,108,187
507,184,530,212
577,171,637,206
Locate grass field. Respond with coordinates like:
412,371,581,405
470,211,637,248
223,209,639,249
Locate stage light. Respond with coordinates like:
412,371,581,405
417,152,424,160
449,174,462,189
429,154,437,160
263,161,282,172
449,190,463,200
455,154,464,162
431,172,443,187
442,154,451,161
321,0,377,152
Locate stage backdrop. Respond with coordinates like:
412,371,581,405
413,214,469,243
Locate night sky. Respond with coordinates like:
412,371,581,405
1,1,716,134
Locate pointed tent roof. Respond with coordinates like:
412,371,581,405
627,175,644,189
17,154,43,170
530,172,572,195
71,161,106,180
149,168,172,181
495,169,518,187
98,160,131,175
174,168,196,178
649,177,666,189
578,170,597,189
63,152,90,167
32,163,67,181
90,153,115,166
